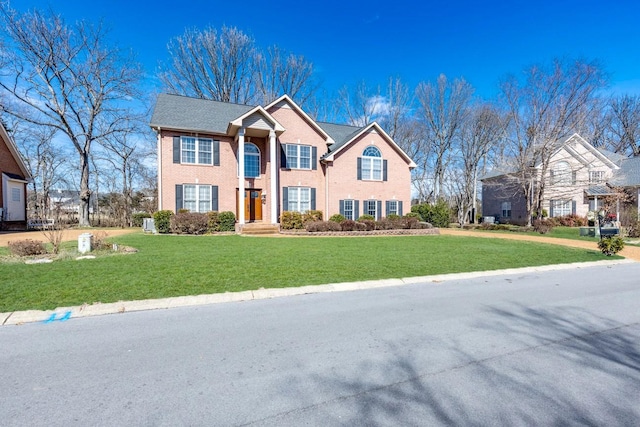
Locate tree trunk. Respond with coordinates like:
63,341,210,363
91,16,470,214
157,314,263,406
79,151,91,226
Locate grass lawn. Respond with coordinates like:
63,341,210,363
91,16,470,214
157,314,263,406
0,233,615,312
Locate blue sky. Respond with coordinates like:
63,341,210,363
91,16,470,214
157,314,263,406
11,0,640,100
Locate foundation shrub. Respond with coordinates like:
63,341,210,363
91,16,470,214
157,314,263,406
280,211,304,230
217,211,236,232
207,211,220,232
172,212,209,235
359,219,376,231
375,218,395,230
404,212,420,219
340,219,356,231
303,210,323,223
357,214,375,221
355,222,368,231
305,221,342,232
8,239,47,256
329,214,346,223
153,210,174,234
411,200,452,228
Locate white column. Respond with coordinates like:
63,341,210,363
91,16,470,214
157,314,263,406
269,130,278,224
238,128,245,225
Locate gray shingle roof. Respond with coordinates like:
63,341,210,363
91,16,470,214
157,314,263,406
317,121,364,153
597,147,627,164
150,93,254,134
150,94,367,149
609,157,640,187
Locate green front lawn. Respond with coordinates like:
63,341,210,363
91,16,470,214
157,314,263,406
0,233,613,312
472,225,601,242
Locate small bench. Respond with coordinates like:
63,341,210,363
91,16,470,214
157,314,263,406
27,218,55,230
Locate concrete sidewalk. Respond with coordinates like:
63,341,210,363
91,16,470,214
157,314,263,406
1,258,634,326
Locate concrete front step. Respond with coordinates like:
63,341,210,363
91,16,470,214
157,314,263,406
240,223,280,235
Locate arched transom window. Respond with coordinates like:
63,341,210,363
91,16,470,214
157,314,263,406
240,143,261,178
552,161,572,185
361,146,382,180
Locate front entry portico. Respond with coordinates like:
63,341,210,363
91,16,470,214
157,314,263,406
237,189,262,222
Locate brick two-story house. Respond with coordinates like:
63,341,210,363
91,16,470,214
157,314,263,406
150,94,415,228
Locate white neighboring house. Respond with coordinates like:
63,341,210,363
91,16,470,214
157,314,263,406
0,121,31,229
482,133,640,225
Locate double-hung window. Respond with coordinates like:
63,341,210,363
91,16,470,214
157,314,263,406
361,146,382,180
551,200,572,217
387,200,398,216
365,200,377,218
501,201,512,218
589,171,604,184
183,184,212,213
181,136,213,165
343,200,354,220
285,144,312,169
287,187,311,213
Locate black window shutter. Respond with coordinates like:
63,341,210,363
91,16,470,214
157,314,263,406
282,187,289,211
339,200,345,216
398,201,403,216
280,144,288,169
377,200,382,220
357,157,362,180
571,171,577,185
175,184,183,212
354,200,360,219
310,188,316,210
312,146,317,170
385,201,390,216
571,200,576,215
383,160,388,181
549,200,554,217
173,137,181,163
212,186,219,211
213,141,220,166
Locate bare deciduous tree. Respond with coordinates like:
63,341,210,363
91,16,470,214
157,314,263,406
161,26,317,107
0,5,143,226
416,74,474,200
499,58,607,225
607,95,640,157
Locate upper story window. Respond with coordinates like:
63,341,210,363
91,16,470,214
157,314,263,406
361,146,382,180
551,161,572,185
240,143,261,178
284,143,313,170
182,136,213,165
589,170,605,184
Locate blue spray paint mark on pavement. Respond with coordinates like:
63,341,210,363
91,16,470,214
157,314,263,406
43,311,72,324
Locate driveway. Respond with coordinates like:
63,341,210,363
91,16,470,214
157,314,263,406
439,228,640,261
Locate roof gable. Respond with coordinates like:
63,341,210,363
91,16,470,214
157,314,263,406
227,105,285,136
265,95,334,145
0,122,31,179
322,122,416,168
548,133,618,170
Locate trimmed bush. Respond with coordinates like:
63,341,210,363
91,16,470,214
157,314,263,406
329,214,346,223
153,210,174,234
598,236,624,256
280,211,304,230
533,219,554,234
357,214,375,221
340,219,356,231
218,211,236,232
132,212,152,228
305,221,342,232
303,210,323,223
359,219,376,231
411,200,451,228
207,211,220,232
8,239,46,257
404,212,421,219
375,218,395,230
171,212,209,235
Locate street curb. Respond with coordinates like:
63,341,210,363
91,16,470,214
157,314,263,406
1,259,635,326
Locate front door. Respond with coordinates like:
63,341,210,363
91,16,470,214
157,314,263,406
238,189,262,221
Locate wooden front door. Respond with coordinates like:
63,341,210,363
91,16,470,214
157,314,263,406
238,189,262,221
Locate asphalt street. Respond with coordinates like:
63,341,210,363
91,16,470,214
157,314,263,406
1,262,639,426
